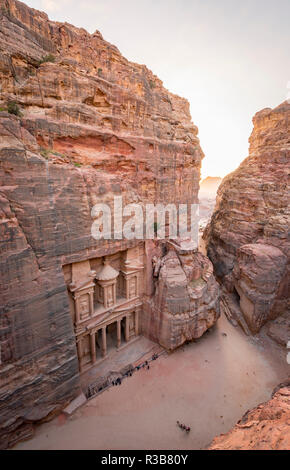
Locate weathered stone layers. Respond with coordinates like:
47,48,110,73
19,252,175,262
204,102,290,333
143,240,220,350
208,382,290,450
0,0,215,448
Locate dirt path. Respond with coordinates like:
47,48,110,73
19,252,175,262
15,313,289,450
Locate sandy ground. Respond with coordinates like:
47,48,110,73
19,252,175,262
15,313,289,450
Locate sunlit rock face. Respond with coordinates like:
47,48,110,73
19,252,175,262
0,0,220,448
203,102,290,333
208,382,290,450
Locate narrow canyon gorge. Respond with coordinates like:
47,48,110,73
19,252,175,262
0,0,289,451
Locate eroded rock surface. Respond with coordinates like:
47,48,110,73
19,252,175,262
204,102,290,333
0,0,219,448
145,241,220,349
208,382,290,450
267,312,290,348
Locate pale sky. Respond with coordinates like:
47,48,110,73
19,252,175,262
25,0,290,178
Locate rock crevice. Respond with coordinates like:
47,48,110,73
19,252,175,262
204,101,290,333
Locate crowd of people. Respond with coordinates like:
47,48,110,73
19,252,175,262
87,352,161,396
111,353,159,387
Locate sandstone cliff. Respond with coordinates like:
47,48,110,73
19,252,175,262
0,0,220,448
204,102,290,333
208,382,290,450
146,242,220,349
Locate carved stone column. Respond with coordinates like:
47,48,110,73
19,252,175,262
117,319,121,348
135,310,139,336
90,331,96,364
101,326,107,357
125,316,129,342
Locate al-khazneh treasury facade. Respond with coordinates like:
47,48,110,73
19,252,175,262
63,245,144,372
62,239,221,373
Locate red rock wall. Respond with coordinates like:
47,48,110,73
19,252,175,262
143,245,220,350
204,102,290,333
0,0,206,447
